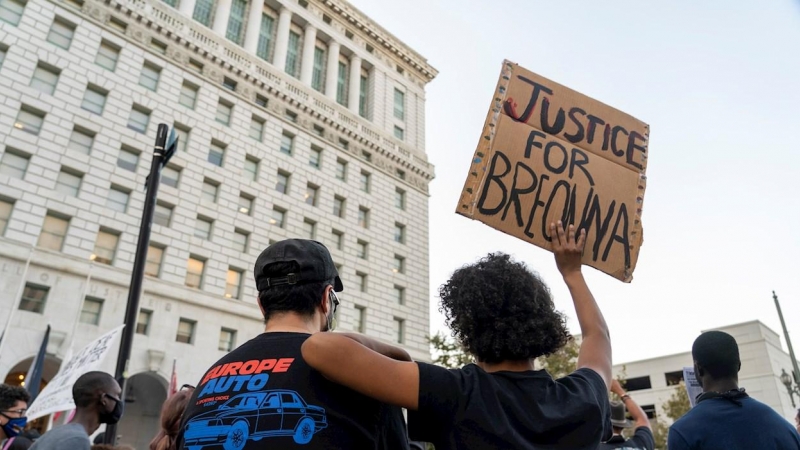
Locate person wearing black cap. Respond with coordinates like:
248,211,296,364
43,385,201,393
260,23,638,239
598,379,653,449
176,239,411,450
668,330,800,449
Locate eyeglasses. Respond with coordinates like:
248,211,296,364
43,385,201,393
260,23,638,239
103,393,122,404
329,290,340,316
180,384,195,391
1,409,26,417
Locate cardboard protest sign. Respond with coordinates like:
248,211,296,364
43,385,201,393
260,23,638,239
26,325,124,420
683,366,703,408
457,60,649,281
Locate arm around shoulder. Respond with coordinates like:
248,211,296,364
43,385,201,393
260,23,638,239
302,333,420,409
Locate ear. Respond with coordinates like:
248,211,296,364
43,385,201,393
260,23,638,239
319,285,332,314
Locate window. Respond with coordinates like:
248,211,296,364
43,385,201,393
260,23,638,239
625,376,652,391
0,0,25,25
256,14,274,61
333,195,345,218
0,46,5,67
309,146,322,169
136,309,152,334
250,116,264,141
336,61,348,106
225,268,243,299
79,297,103,325
19,284,48,313
305,184,318,206
226,0,246,43
285,31,300,77
68,127,94,154
394,126,404,140
393,317,405,343
354,305,366,332
208,141,225,166
92,230,119,265
393,285,405,305
395,188,406,210
396,169,406,180
176,318,195,344
14,107,45,135
311,46,325,91
201,179,218,203
127,105,150,133
357,207,369,228
117,147,139,172
179,82,198,109
185,256,204,288
665,371,684,386
335,159,347,181
275,171,289,194
356,240,368,259
0,200,13,234
138,63,160,91
108,16,127,32
106,186,129,213
173,124,189,154
302,219,316,239
194,215,213,240
0,150,29,179
232,228,249,253
339,138,349,150
219,328,237,351
255,93,269,107
81,85,107,114
394,223,406,244
216,99,232,125
55,169,81,196
393,255,405,274
361,150,371,162
238,193,253,215
332,229,344,250
359,73,368,118
284,109,297,122
150,38,167,53
192,0,213,26
30,63,60,95
394,88,405,120
37,213,69,251
641,404,657,420
153,202,172,227
95,40,120,71
356,271,367,292
161,166,180,188
145,244,163,277
310,125,324,138
189,58,204,73
359,171,370,193
243,157,258,182
270,207,286,228
279,133,293,155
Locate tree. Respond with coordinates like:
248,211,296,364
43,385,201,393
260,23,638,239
650,382,691,449
428,331,473,369
536,338,580,378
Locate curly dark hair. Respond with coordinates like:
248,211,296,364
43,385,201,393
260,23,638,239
439,253,570,364
0,383,30,411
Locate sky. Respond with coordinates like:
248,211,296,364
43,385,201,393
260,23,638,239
347,0,800,365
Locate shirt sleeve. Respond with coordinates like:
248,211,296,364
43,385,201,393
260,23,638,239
407,362,464,443
632,426,655,450
559,368,612,443
667,424,690,450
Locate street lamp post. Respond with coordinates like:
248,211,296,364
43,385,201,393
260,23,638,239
780,368,800,408
774,291,800,409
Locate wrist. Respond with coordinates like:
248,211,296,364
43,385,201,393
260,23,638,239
562,271,584,285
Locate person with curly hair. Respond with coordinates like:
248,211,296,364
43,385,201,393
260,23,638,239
0,383,31,448
302,221,612,449
148,385,194,450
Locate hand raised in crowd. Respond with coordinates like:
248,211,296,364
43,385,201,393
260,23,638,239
551,221,586,277
610,378,625,397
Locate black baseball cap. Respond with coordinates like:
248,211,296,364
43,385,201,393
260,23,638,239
254,239,343,292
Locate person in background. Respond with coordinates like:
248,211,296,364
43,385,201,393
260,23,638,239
30,372,123,450
668,331,800,449
598,379,653,449
149,385,194,450
302,222,612,450
0,384,31,449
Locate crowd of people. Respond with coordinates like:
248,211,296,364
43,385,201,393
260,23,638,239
1,222,800,449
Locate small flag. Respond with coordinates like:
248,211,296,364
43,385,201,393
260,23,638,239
25,325,50,402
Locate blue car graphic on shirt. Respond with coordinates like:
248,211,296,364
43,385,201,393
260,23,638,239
183,389,327,449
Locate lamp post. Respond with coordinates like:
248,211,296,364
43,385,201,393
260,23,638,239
774,291,800,408
780,368,800,408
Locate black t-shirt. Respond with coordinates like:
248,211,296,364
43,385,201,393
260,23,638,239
408,363,611,450
176,332,408,450
599,427,655,450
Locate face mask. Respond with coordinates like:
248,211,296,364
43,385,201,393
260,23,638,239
0,415,27,438
324,290,339,332
99,396,124,424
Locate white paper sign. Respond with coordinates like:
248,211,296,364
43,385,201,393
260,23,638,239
683,366,703,408
27,325,124,420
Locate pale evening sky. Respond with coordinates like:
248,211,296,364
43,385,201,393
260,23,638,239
348,0,800,365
